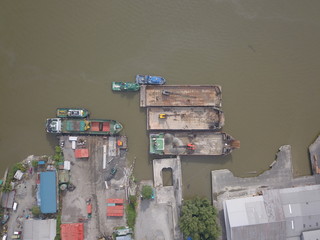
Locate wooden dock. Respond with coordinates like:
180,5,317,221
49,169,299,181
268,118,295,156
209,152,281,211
147,107,224,130
140,85,222,107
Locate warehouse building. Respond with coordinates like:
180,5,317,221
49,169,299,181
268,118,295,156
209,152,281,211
23,219,56,240
40,171,57,214
224,185,320,240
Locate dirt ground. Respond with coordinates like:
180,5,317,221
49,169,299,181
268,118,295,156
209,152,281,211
3,156,40,239
61,136,129,240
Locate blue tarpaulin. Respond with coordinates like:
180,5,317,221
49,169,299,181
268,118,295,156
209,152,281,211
38,161,45,165
40,171,57,213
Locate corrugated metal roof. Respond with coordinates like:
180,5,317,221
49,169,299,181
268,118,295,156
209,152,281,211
61,223,84,240
107,198,124,204
74,149,89,158
23,219,56,240
116,236,132,240
64,161,71,170
40,171,57,213
225,196,268,227
231,222,286,240
1,191,15,209
224,185,320,240
302,229,320,240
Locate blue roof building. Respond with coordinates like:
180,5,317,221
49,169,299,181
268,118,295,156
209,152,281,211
40,171,57,214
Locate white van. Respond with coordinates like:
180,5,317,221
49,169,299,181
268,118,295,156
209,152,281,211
13,202,18,212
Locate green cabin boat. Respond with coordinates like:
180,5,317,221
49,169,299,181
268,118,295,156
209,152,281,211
46,118,123,135
56,108,89,118
112,82,140,92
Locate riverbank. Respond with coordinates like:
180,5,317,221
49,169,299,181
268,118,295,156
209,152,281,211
211,145,317,239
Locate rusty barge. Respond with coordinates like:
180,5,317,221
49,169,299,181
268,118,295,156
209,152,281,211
149,132,240,156
147,107,225,130
140,85,222,107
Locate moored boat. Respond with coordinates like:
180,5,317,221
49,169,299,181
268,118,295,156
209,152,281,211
46,118,123,135
149,132,239,156
112,82,140,92
56,108,89,118
136,75,166,85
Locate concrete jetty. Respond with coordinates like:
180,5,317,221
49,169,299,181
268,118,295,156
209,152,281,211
211,145,316,210
135,157,183,240
309,135,320,181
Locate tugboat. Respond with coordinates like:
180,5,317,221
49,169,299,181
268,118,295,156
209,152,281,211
46,118,123,135
112,82,140,92
56,108,89,118
135,75,166,85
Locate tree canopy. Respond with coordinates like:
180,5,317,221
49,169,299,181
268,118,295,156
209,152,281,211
179,197,220,240
32,206,41,217
141,185,153,199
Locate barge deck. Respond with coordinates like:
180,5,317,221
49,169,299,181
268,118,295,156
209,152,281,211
149,132,239,156
140,85,222,107
147,107,224,130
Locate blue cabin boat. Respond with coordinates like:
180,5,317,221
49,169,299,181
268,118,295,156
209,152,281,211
135,75,166,85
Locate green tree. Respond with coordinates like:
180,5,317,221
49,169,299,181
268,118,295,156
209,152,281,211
31,160,38,168
55,146,62,154
1,182,12,192
179,197,220,240
13,162,27,173
32,206,41,217
141,185,153,199
126,195,137,228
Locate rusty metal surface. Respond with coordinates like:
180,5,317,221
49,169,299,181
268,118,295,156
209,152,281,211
150,132,228,155
140,85,222,107
147,107,224,130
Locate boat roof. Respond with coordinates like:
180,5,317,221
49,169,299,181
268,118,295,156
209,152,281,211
147,107,224,130
140,85,222,107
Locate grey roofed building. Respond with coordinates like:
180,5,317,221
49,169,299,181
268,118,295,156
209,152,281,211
116,235,132,240
1,191,15,209
23,219,56,240
224,185,320,240
301,229,320,240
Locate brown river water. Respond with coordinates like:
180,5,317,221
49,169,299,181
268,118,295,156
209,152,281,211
1,1,320,199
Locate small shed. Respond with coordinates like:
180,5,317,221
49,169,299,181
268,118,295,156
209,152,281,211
58,170,70,185
107,199,124,217
14,170,24,180
38,161,46,166
116,236,132,240
74,149,89,159
114,227,132,236
64,161,71,170
61,223,84,240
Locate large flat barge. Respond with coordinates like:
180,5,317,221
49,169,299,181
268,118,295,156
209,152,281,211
149,132,239,156
147,107,225,130
140,85,222,107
